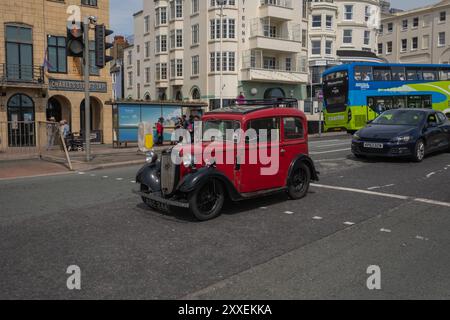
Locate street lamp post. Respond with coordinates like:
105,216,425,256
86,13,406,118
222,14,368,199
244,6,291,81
218,0,225,109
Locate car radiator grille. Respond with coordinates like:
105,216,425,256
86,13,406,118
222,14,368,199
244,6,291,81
160,152,178,196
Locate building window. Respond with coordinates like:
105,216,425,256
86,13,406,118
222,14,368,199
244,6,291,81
326,15,333,29
145,41,150,58
192,24,199,45
312,15,322,28
47,36,67,73
438,32,446,46
343,30,352,44
364,31,370,45
210,51,235,72
81,0,98,6
192,55,199,76
413,17,419,28
176,29,183,48
402,19,408,31
388,23,393,33
192,0,199,14
144,16,150,33
89,41,99,76
210,19,236,40
440,11,446,22
387,41,392,54
412,37,418,50
145,67,151,83
401,39,407,52
325,40,333,55
311,40,321,55
156,7,168,26
5,25,33,81
378,43,383,54
344,5,353,20
128,71,133,87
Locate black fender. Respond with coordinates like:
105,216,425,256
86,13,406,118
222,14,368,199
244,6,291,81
178,167,242,201
287,154,320,184
136,160,162,192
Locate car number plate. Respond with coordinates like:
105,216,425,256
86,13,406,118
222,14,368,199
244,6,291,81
364,142,384,149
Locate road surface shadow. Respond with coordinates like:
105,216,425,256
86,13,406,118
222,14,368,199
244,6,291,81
136,189,318,223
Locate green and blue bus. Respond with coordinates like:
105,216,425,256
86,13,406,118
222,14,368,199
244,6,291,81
322,63,450,133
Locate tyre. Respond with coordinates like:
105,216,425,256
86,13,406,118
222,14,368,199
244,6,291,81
287,162,311,200
412,139,426,162
189,179,225,221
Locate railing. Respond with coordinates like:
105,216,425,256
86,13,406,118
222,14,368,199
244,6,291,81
0,64,45,84
260,0,293,9
249,19,302,42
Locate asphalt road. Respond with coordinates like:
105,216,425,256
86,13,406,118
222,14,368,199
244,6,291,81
1,134,449,300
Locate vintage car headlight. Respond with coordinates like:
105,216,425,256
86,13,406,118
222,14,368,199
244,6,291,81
145,151,158,164
392,136,412,144
183,154,194,168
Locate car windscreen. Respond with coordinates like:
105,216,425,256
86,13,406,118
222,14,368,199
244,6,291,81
203,120,240,142
372,110,426,126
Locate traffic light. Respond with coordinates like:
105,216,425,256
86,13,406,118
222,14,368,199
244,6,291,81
95,24,114,69
67,21,84,57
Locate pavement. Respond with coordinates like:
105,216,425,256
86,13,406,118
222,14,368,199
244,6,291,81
1,134,449,299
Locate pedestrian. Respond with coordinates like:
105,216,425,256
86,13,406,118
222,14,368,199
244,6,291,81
156,118,164,145
46,117,57,151
236,92,246,105
182,115,189,130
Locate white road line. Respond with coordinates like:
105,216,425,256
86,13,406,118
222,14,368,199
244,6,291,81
116,178,124,181
415,235,429,241
316,158,347,163
285,211,294,215
344,222,355,226
414,198,450,208
426,172,436,179
380,228,392,233
312,216,323,220
312,184,409,200
102,176,109,179
311,183,450,208
310,148,351,155
312,142,351,149
309,139,343,145
260,207,268,210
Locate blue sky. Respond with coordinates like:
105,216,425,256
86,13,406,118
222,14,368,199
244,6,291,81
109,0,436,36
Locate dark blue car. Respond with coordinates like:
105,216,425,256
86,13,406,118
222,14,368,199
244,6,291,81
352,109,450,162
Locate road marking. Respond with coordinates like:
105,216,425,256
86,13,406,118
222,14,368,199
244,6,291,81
426,172,436,179
380,228,392,233
284,211,294,215
312,142,351,149
344,222,355,226
415,235,429,241
310,139,343,145
367,184,395,190
312,216,323,220
260,207,268,210
102,176,109,179
311,183,450,208
78,172,85,175
116,178,124,181
131,181,136,183
316,158,347,163
310,148,351,155
90,174,96,177
414,198,450,208
312,184,409,200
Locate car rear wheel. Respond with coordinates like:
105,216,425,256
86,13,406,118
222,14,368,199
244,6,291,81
287,162,311,200
412,139,426,162
189,179,225,221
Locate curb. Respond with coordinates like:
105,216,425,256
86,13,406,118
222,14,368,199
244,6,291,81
71,159,145,172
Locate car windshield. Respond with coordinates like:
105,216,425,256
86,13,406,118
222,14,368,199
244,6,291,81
203,120,240,142
372,110,426,126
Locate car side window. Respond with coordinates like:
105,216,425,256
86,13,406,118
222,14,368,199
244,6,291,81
247,118,280,143
283,117,304,140
427,114,438,125
437,112,447,123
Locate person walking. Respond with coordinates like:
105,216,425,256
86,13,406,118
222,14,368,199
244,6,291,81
156,118,164,145
236,92,246,105
46,117,57,151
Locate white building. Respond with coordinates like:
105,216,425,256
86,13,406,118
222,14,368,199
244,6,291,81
378,0,450,64
125,0,310,110
308,0,383,97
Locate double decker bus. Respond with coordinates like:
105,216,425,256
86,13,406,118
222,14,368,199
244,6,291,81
322,63,450,133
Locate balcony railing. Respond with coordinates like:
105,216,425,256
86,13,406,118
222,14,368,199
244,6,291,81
0,64,45,84
249,19,302,42
260,0,293,9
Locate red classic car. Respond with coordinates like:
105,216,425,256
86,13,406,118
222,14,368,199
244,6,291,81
135,99,319,221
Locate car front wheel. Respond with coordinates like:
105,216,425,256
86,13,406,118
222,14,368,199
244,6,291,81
189,179,225,221
287,162,311,200
412,139,426,162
